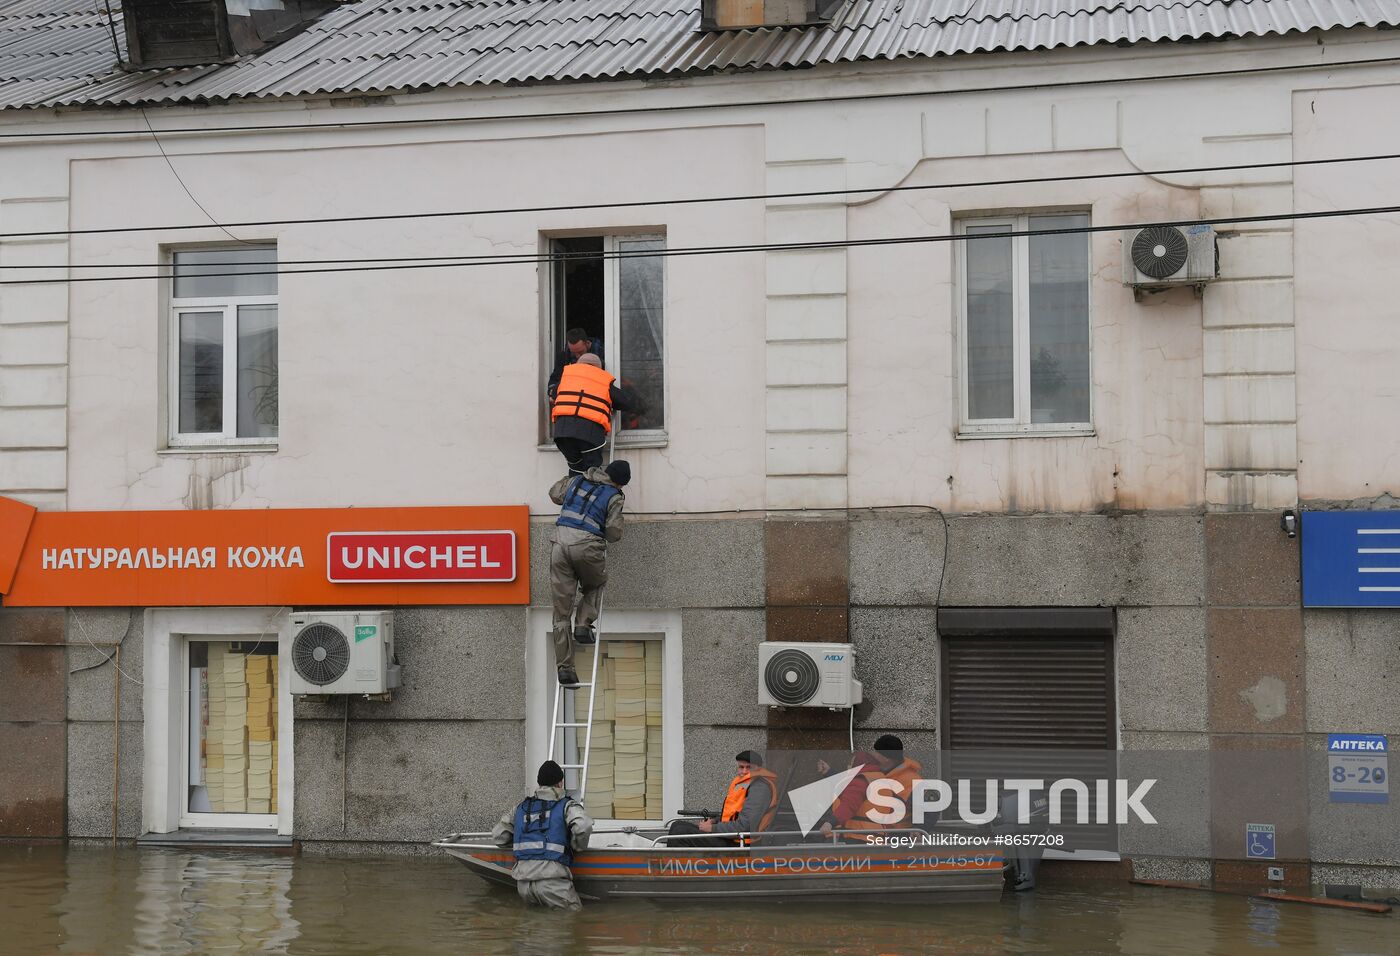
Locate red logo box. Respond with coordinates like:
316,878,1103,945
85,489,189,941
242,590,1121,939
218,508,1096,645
327,530,517,583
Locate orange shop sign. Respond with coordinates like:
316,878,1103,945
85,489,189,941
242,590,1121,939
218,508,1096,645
0,496,529,607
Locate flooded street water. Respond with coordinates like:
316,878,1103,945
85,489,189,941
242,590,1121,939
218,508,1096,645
1,844,1394,956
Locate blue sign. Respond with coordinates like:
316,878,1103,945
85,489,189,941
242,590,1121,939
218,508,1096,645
1302,512,1400,607
1246,823,1275,860
1328,734,1389,804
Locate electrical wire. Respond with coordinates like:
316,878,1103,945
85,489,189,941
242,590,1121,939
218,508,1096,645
2,150,1398,242
3,48,1400,141
141,107,256,247
3,203,1397,285
68,609,143,685
96,0,121,66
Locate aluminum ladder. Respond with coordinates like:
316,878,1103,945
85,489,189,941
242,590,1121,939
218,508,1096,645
548,630,603,799
546,415,617,799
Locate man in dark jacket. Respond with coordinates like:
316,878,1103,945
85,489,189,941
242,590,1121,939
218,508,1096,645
548,460,629,687
491,760,593,910
546,327,604,401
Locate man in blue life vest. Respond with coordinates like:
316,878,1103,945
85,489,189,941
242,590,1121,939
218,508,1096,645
548,459,630,688
492,760,593,911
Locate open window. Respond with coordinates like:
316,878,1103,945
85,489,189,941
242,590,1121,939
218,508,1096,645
545,234,666,443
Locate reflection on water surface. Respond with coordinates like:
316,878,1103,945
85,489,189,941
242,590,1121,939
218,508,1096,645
0,845,1393,955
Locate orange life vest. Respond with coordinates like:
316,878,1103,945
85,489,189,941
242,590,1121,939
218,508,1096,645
841,768,894,836
843,758,924,838
551,362,615,432
720,766,780,845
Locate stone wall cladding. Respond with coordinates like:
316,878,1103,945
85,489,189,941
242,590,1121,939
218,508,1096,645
66,720,141,838
24,509,1398,883
293,718,523,844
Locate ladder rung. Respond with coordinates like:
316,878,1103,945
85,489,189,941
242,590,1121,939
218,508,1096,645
556,722,591,728
560,682,594,689
559,763,586,770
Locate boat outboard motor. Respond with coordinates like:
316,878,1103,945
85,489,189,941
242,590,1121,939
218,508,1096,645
994,791,1050,892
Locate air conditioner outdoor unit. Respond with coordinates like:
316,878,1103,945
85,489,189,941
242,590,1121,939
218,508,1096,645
1122,224,1217,298
288,610,400,696
758,642,863,709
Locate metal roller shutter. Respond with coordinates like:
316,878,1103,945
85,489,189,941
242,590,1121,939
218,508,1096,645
941,627,1117,853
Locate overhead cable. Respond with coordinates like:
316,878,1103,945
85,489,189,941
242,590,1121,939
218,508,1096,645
1,151,1398,244
2,204,1397,286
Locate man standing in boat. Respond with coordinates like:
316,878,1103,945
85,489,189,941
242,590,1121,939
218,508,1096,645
492,760,594,910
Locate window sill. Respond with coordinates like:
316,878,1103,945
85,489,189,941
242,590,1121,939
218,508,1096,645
160,442,279,456
956,427,1095,441
537,432,669,452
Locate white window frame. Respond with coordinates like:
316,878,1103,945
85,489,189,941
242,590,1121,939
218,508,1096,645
143,607,293,836
178,636,280,830
167,250,278,449
954,213,1094,438
525,609,683,839
542,232,669,449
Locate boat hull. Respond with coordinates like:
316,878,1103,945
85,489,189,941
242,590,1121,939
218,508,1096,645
436,840,1006,903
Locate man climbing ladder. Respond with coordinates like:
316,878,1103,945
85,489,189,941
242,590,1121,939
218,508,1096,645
548,460,630,687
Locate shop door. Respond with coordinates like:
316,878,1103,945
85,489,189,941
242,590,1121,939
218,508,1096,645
181,638,280,829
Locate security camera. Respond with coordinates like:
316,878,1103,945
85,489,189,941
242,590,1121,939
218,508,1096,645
1281,510,1298,539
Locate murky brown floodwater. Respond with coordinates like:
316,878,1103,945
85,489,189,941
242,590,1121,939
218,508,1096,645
0,845,1394,956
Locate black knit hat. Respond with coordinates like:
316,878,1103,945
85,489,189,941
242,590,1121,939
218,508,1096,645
605,460,631,486
537,760,565,787
735,750,763,767
873,734,904,757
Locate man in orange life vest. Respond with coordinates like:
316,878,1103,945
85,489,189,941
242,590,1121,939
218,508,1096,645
667,750,780,846
835,734,924,839
550,352,633,475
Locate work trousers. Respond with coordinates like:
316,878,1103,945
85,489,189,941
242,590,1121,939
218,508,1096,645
550,535,608,670
665,819,736,848
516,876,582,911
555,436,605,475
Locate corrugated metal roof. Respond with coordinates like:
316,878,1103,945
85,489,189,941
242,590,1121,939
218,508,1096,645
2,0,1399,111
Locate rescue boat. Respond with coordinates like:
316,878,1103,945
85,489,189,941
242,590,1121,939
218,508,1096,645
434,826,1008,902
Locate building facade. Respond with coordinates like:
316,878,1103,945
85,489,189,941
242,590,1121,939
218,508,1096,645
1,0,1399,890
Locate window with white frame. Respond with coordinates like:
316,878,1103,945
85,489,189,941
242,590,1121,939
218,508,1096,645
956,214,1092,433
565,639,664,821
547,234,665,437
528,611,683,829
169,245,278,446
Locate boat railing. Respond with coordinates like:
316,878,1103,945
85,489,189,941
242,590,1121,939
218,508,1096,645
436,826,966,848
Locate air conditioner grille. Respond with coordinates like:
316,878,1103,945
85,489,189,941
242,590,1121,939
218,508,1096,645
1131,226,1189,279
764,648,821,706
292,622,351,686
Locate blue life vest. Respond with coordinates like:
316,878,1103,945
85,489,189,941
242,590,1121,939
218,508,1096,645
555,477,620,538
512,796,573,864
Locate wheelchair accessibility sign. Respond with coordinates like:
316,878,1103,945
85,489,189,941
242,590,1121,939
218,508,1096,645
1246,824,1276,860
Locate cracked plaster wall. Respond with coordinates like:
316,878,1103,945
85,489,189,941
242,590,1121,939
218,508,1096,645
0,142,73,512
1295,83,1400,505
64,127,769,515
34,36,1400,520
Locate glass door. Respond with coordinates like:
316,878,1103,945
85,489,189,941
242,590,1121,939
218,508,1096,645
181,638,280,829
